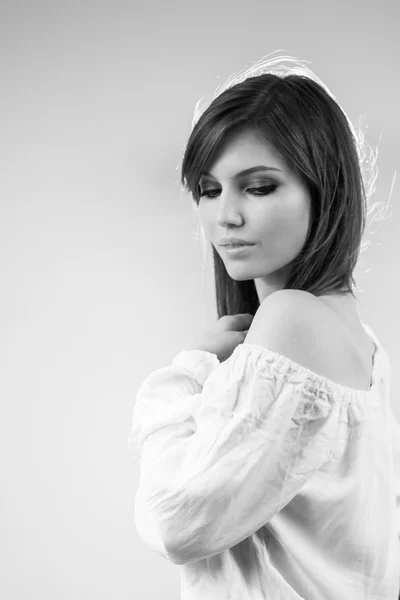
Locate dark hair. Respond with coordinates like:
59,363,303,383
180,59,376,318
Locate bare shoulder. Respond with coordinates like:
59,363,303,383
252,289,319,327
258,289,316,314
245,290,370,388
246,289,321,350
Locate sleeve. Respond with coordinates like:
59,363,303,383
389,407,400,541
128,343,338,566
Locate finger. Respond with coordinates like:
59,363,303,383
236,314,254,327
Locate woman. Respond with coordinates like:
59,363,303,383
129,54,400,599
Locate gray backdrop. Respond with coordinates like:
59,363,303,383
1,0,399,598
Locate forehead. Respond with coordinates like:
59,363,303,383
201,127,286,179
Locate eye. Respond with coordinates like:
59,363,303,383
199,185,277,199
249,185,277,196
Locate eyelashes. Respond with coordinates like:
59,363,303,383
199,185,278,199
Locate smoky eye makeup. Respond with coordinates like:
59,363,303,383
198,178,279,194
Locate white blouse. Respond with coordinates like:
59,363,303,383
128,322,400,600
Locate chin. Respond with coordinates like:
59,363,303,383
225,268,258,281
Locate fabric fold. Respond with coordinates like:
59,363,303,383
128,331,400,598
129,343,372,565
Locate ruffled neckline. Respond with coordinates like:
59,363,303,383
239,321,388,402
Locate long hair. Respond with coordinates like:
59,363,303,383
180,54,382,318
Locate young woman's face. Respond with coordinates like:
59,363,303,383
197,127,312,302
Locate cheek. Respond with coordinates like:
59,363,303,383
260,201,310,249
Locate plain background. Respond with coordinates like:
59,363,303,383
1,0,399,598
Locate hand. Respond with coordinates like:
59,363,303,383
187,313,254,363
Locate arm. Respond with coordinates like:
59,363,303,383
128,349,220,561
128,296,337,565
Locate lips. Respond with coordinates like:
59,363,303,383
219,240,255,246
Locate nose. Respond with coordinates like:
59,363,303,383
216,192,243,227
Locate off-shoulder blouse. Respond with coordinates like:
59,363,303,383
128,322,400,600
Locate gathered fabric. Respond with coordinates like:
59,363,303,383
128,323,400,600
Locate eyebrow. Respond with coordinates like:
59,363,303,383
200,165,282,180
